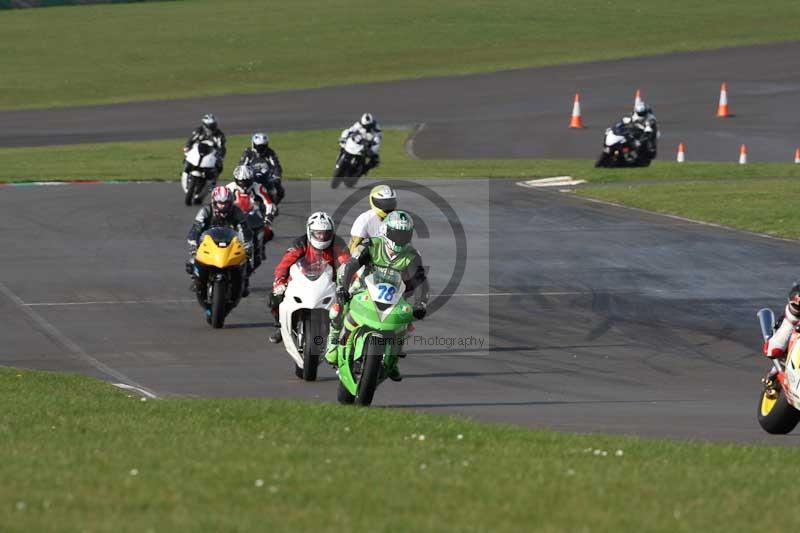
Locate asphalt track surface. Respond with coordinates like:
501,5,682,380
2,42,800,162
1,178,797,444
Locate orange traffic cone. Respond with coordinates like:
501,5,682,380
569,93,584,129
677,142,686,163
634,89,643,110
739,144,748,164
717,82,730,117
794,148,800,164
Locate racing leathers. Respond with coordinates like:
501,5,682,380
225,180,277,253
630,110,658,158
339,122,382,174
184,126,227,177
239,147,285,204
764,282,800,359
186,204,253,297
268,235,351,342
325,237,429,379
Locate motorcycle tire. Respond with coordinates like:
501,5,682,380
354,335,384,406
594,154,610,168
757,385,800,434
301,313,324,382
184,179,195,206
210,278,227,329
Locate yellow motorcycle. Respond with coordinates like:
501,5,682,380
192,227,248,328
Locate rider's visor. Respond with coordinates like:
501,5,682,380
310,229,333,242
214,201,231,212
372,197,397,214
386,227,412,246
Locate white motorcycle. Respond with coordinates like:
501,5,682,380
331,132,377,189
279,256,337,381
181,140,219,205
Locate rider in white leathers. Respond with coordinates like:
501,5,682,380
339,113,382,174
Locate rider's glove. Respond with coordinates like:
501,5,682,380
412,304,427,320
336,286,350,303
273,282,287,296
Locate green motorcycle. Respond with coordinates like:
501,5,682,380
336,269,414,406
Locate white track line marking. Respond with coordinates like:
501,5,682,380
440,290,636,297
26,298,195,307
24,291,632,306
0,281,158,397
113,383,159,399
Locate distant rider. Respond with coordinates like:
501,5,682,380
186,185,254,297
239,133,285,204
183,113,227,178
764,282,800,360
268,212,351,344
325,210,429,381
226,164,277,254
339,113,382,175
349,185,397,253
630,101,658,158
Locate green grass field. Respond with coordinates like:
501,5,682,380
2,0,800,109
1,366,793,532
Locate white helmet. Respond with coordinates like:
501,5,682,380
360,113,376,129
233,165,254,189
307,212,335,250
251,132,269,155
632,101,647,123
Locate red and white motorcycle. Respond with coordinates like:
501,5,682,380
279,256,337,381
757,308,800,433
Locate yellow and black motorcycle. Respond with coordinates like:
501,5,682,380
192,227,248,328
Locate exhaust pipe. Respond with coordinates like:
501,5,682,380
757,308,776,341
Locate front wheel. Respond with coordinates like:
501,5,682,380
757,383,800,434
301,314,325,381
184,178,195,206
331,153,347,188
210,278,227,329
355,336,383,406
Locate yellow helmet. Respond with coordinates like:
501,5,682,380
369,185,397,219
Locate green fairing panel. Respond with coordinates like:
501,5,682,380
348,292,413,331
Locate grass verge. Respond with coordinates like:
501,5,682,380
2,0,800,109
4,128,800,239
0,366,793,532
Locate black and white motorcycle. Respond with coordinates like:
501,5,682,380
331,132,376,189
595,121,655,168
181,140,219,205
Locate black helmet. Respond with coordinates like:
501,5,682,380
233,165,255,190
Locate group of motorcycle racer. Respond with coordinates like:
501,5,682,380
183,113,427,381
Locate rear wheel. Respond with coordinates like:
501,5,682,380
301,314,324,381
210,278,227,329
757,383,800,434
355,336,383,406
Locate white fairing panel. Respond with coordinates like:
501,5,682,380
185,141,218,168
279,261,336,367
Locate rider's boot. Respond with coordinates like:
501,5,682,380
384,359,402,382
324,331,339,365
269,321,282,344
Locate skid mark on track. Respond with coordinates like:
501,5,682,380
0,281,157,397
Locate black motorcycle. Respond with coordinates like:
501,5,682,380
595,122,656,168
